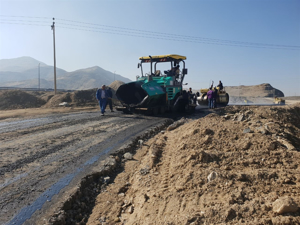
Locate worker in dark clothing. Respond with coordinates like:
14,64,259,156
96,85,108,116
107,87,114,112
207,88,213,109
167,65,180,77
188,87,196,104
213,87,218,108
217,80,223,90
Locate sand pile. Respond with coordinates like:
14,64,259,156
87,104,300,225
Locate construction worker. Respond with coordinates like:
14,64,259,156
188,87,196,104
213,87,218,108
217,80,223,90
96,85,108,116
207,88,213,109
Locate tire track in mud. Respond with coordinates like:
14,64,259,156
0,111,169,225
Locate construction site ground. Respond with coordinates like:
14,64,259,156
0,92,299,224
86,103,300,225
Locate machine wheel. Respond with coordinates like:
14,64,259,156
217,93,229,107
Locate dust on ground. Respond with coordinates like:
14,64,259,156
87,103,300,225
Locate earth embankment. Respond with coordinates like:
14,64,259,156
86,103,300,225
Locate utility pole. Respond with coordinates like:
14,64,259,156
51,18,57,94
38,63,40,90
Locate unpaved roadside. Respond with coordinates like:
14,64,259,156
0,106,98,121
86,104,300,225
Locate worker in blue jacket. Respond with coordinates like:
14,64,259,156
96,85,108,116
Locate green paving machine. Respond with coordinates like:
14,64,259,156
116,54,195,114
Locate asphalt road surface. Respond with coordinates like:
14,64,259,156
0,111,170,225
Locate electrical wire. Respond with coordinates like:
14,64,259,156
55,18,300,49
0,15,50,20
1,15,299,50
56,25,299,50
0,21,49,27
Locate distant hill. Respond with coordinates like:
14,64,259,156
0,57,131,90
56,66,131,90
0,56,47,72
225,83,284,97
1,79,53,89
0,66,67,83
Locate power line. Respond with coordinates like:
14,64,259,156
1,15,300,50
0,21,49,27
56,25,300,50
0,19,49,23
55,18,300,49
0,15,50,19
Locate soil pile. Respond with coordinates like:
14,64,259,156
0,90,46,110
109,80,125,92
87,104,300,225
73,89,98,106
0,81,124,109
42,89,99,108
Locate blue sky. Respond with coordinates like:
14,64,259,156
0,0,299,96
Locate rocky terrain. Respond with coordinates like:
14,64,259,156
83,103,300,225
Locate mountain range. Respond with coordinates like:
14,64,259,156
0,56,131,90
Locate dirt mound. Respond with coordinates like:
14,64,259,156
226,83,284,98
0,87,122,110
0,90,46,110
41,89,99,108
87,104,300,224
42,83,124,108
41,92,73,108
72,89,98,106
109,80,125,91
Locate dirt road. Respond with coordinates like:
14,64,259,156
0,111,171,225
